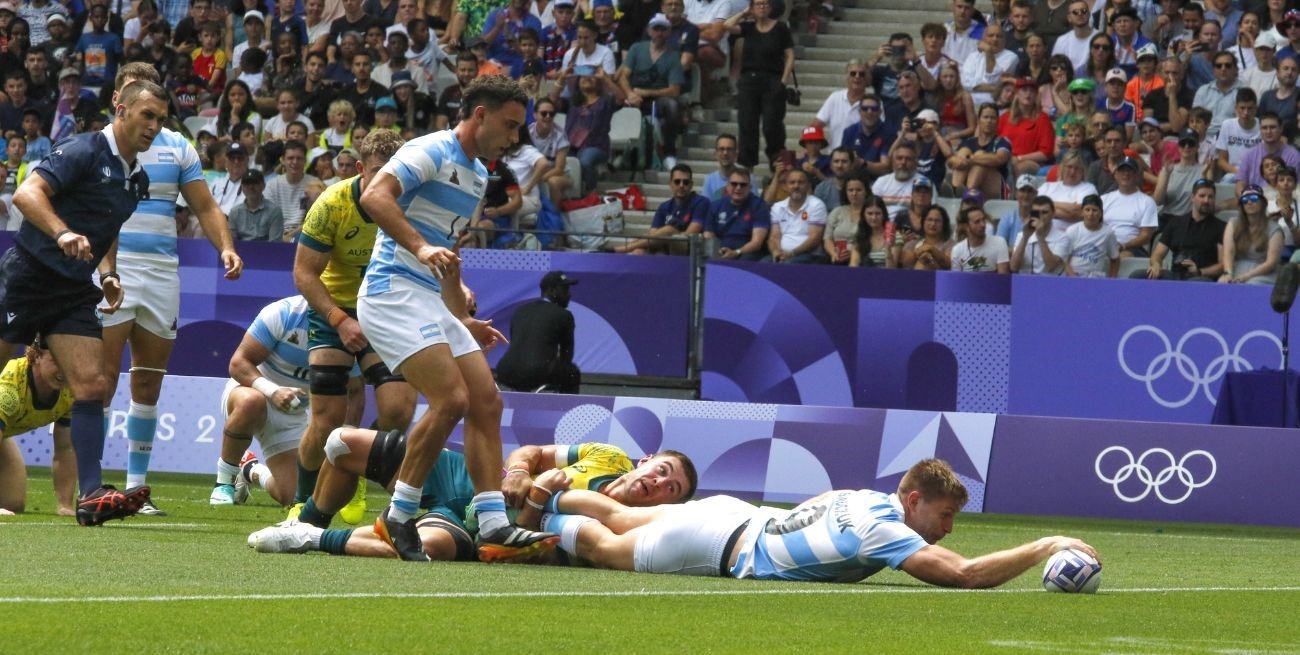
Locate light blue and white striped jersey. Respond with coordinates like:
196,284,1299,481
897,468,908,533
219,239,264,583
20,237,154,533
361,130,487,297
731,490,928,583
117,127,205,271
246,296,312,390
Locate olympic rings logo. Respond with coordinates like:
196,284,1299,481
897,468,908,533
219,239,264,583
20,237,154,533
1117,325,1282,409
1094,446,1217,504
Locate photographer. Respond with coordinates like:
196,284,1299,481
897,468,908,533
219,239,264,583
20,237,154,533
1134,177,1226,281
1010,195,1068,275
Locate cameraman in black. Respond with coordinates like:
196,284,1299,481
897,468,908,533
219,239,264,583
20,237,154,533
495,271,581,393
1135,177,1226,281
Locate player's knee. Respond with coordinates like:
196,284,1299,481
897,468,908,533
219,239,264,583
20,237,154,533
309,365,351,396
430,388,469,420
69,373,110,401
468,387,502,419
323,427,351,465
227,388,268,421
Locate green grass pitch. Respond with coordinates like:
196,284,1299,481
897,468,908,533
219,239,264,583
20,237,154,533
3,470,1298,653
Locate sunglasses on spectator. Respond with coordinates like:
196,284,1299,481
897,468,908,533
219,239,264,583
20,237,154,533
848,71,868,77
671,178,692,185
1193,178,1215,190
729,181,750,188
1215,62,1235,68
1070,8,1087,14
1242,193,1263,202
538,111,555,117
859,105,881,112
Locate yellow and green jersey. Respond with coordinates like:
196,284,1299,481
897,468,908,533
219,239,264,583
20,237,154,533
296,176,378,309
553,442,635,495
0,357,73,438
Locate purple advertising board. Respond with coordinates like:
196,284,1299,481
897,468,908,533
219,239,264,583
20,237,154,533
0,235,689,377
985,415,1300,527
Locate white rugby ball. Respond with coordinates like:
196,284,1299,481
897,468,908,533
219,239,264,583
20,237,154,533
1042,548,1102,593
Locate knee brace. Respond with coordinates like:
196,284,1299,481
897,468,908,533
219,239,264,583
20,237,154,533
323,427,351,465
309,364,351,396
363,361,405,389
415,513,476,561
364,429,408,488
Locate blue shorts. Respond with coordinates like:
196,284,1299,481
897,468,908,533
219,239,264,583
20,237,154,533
0,247,103,345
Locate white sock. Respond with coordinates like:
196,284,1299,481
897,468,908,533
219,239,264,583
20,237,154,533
542,513,594,556
216,458,239,485
251,463,273,490
388,481,422,522
304,524,325,549
473,491,509,534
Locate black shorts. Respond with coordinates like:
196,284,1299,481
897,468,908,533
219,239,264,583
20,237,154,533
0,247,104,345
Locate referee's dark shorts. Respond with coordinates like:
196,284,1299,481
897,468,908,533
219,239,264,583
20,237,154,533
0,246,104,345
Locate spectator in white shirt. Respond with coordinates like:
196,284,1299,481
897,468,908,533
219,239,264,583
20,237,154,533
950,205,1010,272
960,22,1019,107
943,0,981,64
1062,193,1120,277
1100,157,1159,255
768,168,830,263
812,59,871,149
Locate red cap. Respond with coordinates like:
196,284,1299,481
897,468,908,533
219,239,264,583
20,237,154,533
1013,76,1038,90
800,125,827,144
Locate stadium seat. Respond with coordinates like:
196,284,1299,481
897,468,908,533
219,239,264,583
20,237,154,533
1216,183,1236,204
1118,256,1151,278
984,199,1019,223
564,157,582,199
554,113,566,129
199,107,219,117
182,116,210,139
1219,209,1239,224
609,107,646,176
936,196,961,218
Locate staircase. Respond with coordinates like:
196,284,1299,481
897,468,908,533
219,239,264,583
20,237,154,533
599,0,954,230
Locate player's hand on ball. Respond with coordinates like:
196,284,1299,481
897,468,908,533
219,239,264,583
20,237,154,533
99,275,123,313
1044,536,1100,562
271,387,304,412
57,231,94,261
465,317,508,351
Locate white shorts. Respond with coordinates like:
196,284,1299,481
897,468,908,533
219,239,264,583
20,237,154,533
220,378,309,459
632,495,760,577
356,276,480,373
100,263,179,339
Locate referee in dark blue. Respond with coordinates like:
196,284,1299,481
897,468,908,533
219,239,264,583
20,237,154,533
0,79,169,526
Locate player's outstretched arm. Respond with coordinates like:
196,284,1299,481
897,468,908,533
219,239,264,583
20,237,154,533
900,537,1100,589
555,488,666,535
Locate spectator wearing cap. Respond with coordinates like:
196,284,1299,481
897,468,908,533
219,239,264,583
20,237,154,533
227,168,285,241
1084,124,1133,194
1263,54,1300,142
1214,87,1261,182
1060,193,1119,277
339,50,389,126
327,0,377,66
1124,43,1161,120
1135,116,1168,176
1010,194,1068,274
1111,7,1153,76
951,103,1013,202
306,146,337,184
995,173,1039,243
541,0,578,77
615,13,685,170
1099,67,1137,140
590,0,620,57
1050,0,1098,73
389,70,437,133
1140,177,1227,280
1234,110,1300,193
873,142,927,220
1155,128,1210,227
40,11,76,69
795,124,830,182
998,76,1055,176
841,94,896,179
495,271,581,394
1242,30,1280,96
231,9,267,72
18,0,63,47
1221,183,1284,284
1192,49,1242,139
371,95,401,134
73,4,123,91
902,108,953,188
210,142,251,213
811,60,873,150
1100,156,1158,255
1056,77,1095,141
482,0,542,73
960,22,1019,107
48,67,92,141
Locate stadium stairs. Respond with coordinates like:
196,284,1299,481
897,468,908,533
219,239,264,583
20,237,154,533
598,0,954,232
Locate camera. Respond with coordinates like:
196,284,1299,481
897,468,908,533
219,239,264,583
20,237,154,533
892,45,905,57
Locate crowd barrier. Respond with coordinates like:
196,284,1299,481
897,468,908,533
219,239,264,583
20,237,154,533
12,377,1296,527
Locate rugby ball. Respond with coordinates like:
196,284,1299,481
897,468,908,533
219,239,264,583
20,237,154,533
1042,548,1102,593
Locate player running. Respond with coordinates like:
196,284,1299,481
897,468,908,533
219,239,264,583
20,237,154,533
356,74,553,560
288,130,416,525
0,79,168,525
247,438,697,560
533,459,1100,588
100,63,244,516
0,339,77,516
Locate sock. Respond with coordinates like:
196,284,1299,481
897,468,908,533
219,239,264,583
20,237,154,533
542,490,566,514
294,463,319,505
216,458,240,485
251,462,273,490
387,481,421,522
70,400,106,496
319,528,352,555
541,513,594,556
298,497,335,528
472,491,509,534
125,402,158,488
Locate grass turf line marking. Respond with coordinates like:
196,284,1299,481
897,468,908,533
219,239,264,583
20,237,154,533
959,524,1297,544
0,522,203,528
3,586,1300,604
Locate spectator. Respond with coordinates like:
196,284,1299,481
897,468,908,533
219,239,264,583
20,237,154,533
935,62,976,143
320,98,357,151
1110,8,1152,76
510,28,545,81
703,166,770,260
24,48,54,111
1098,68,1137,142
823,171,868,264
871,32,918,103
210,79,262,140
899,109,952,188
390,70,436,134
1221,184,1284,283
893,176,935,241
1097,157,1157,256
1141,55,1191,135
1032,0,1073,46
998,77,1055,176
1214,88,1261,182
796,125,831,182
951,205,1011,272
812,59,872,150
995,173,1038,244
916,22,955,89
265,139,317,236
872,142,925,217
943,0,981,64
1139,177,1226,280
307,146,337,184
899,204,953,270
841,94,896,179
1133,116,1168,177
1144,0,1184,52
1121,44,1161,120
41,14,74,71
270,0,307,50
813,146,855,210
192,20,228,94
0,72,35,135
616,13,684,170
542,0,577,77
405,18,449,92
528,97,572,201
961,22,1018,107
1055,77,1094,143
165,52,210,120
702,133,759,200
264,88,315,141
1154,129,1207,228
1042,150,1099,227
465,156,523,249
324,31,362,84
1011,194,1068,274
1084,125,1128,194
1005,1,1035,60
1236,111,1299,195
884,70,933,128
1205,0,1244,50
661,0,698,79
1184,20,1224,90
591,0,620,59
297,51,340,128
1079,33,1117,99
19,0,62,48
950,102,1012,200
372,31,425,93
1243,30,1279,96
1051,0,1097,72
767,168,828,263
482,0,541,73
18,109,48,163
232,8,268,71
228,169,285,241
617,163,708,255
561,20,616,75
1041,54,1074,117
725,0,794,169
1196,51,1245,142
849,195,895,267
1060,193,1119,277
1261,55,1299,141
209,142,251,213
502,127,551,230
494,271,581,394
552,66,623,194
303,0,331,55
328,0,376,65
340,50,389,126
436,53,479,131
1269,164,1300,251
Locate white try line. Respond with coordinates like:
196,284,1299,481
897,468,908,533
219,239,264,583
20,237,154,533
3,586,1299,605
961,523,1300,544
0,522,203,528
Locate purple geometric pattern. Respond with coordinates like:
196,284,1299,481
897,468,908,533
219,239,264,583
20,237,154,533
934,301,1011,414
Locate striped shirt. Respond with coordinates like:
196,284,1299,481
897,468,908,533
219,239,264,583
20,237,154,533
117,128,205,271
246,296,313,390
361,130,486,297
